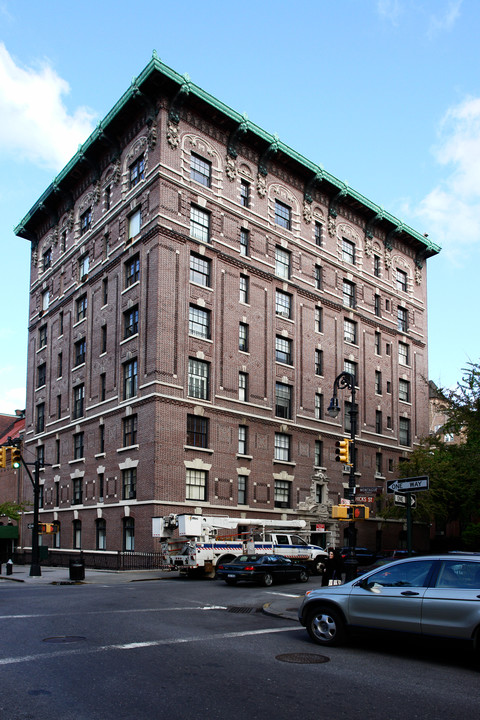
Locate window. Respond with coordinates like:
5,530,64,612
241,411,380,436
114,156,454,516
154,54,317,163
59,311,63,336
275,289,292,318
98,472,104,502
238,475,247,505
190,153,211,187
123,415,138,447
275,382,292,419
73,384,85,419
188,358,209,400
56,393,61,419
275,246,291,279
315,349,323,376
396,268,408,292
123,359,138,400
315,440,323,467
315,264,322,290
275,200,291,230
238,425,247,455
387,415,392,429
73,520,82,549
190,205,210,243
187,415,209,448
129,155,144,188
239,372,248,401
240,180,250,207
399,417,411,446
186,469,207,501
102,278,108,306
397,306,408,333
74,338,86,367
275,336,292,365
99,424,105,454
128,209,141,240
190,253,211,287
189,305,210,339
315,221,323,246
240,228,249,256
123,518,135,551
96,519,106,551
43,248,52,271
399,341,410,365
274,433,290,462
73,432,84,461
386,380,391,394
100,373,106,402
35,445,45,469
39,325,47,348
375,331,381,355
78,254,89,282
239,274,249,304
376,453,383,475
41,290,49,312
76,294,87,322
375,410,382,434
121,305,138,338
343,281,355,308
375,371,382,394
125,255,140,288
60,230,67,253
274,480,291,508
105,185,111,211
315,306,323,333
101,325,107,353
36,403,45,433
37,363,46,388
374,254,381,277
399,379,410,403
315,393,323,420
122,468,137,500
80,208,91,236
344,360,358,386
342,238,356,265
344,319,357,344
239,323,249,352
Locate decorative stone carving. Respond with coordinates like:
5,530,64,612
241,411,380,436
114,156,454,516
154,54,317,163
328,216,336,238
384,248,392,269
256,173,267,198
364,237,373,257
166,120,179,149
415,266,422,285
147,122,157,149
303,200,312,224
225,155,237,181
112,158,122,185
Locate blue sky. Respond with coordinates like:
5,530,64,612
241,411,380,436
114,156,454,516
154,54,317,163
0,0,478,413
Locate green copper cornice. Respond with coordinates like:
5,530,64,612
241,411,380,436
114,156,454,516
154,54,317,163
15,51,441,257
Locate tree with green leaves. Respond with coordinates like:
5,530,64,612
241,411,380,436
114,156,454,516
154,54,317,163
0,501,26,522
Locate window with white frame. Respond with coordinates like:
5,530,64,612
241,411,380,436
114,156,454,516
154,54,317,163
344,360,358,386
186,415,208,448
240,228,249,256
315,306,323,333
396,268,408,292
274,200,291,230
275,246,291,279
76,294,87,322
239,274,249,304
189,305,210,339
190,205,210,243
188,358,209,400
129,155,144,188
274,479,291,508
399,379,410,403
238,475,247,505
239,323,249,352
398,341,410,365
399,417,411,446
239,372,248,401
315,440,323,467
275,289,291,318
78,254,89,281
125,255,140,288
275,382,292,419
128,209,141,240
375,371,382,394
240,180,250,207
397,306,408,333
186,469,207,501
190,153,211,187
315,221,323,246
344,319,357,344
123,517,135,550
122,468,137,500
190,253,211,287
315,393,323,420
123,359,138,399
342,238,356,264
274,433,290,462
343,280,355,308
275,336,292,365
124,306,139,339
238,425,247,455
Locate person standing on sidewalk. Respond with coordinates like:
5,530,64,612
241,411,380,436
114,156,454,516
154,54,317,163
321,549,344,586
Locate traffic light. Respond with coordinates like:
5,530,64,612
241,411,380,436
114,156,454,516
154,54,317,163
38,523,47,534
0,447,6,468
331,505,350,519
335,438,350,465
11,447,21,469
352,505,369,520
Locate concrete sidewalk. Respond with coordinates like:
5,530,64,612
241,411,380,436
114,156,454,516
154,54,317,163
0,563,177,586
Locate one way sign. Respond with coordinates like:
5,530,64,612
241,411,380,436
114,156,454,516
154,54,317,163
386,476,429,493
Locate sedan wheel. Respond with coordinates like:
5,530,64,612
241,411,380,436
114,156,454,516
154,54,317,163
298,570,309,583
262,572,274,587
306,606,345,646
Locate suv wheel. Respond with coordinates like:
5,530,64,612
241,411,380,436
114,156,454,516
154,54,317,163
305,606,345,646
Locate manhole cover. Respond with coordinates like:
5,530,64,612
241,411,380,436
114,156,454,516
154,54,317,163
227,606,258,614
276,653,330,664
43,636,86,644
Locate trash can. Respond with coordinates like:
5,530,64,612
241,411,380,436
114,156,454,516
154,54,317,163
69,556,85,582
6,559,13,576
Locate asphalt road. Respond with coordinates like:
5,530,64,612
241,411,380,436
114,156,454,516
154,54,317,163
0,574,479,720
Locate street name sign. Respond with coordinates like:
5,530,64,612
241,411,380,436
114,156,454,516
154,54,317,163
394,493,417,508
386,476,429,494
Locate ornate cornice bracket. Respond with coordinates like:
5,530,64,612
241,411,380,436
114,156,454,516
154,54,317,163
227,114,249,159
258,134,280,177
168,74,192,125
304,168,324,205
329,184,348,218
365,208,385,239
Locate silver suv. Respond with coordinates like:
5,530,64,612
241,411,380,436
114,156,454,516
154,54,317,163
298,554,480,649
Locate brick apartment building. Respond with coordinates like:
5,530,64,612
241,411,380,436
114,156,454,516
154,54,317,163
15,53,440,559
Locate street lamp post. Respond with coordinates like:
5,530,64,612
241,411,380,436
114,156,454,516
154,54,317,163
327,371,358,582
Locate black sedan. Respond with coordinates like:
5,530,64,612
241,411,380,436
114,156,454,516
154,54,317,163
217,554,309,586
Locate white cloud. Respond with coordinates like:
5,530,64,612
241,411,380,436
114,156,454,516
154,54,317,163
0,386,26,416
376,0,403,25
415,96,480,260
427,0,462,38
0,43,97,171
